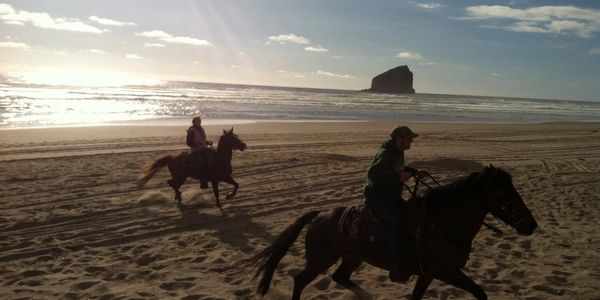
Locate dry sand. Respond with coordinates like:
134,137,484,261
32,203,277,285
1,121,599,299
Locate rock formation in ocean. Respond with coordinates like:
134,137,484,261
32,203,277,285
365,65,415,94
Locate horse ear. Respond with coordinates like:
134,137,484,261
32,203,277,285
229,127,234,133
223,129,227,134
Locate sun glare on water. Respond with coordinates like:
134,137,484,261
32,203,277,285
19,68,161,87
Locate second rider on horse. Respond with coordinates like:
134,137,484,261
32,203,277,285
363,125,428,283
186,116,212,189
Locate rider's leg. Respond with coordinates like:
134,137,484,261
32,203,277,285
198,150,209,189
368,200,411,282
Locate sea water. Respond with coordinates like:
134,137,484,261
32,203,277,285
1,81,599,128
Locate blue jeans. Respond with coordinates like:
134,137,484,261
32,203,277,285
368,199,404,272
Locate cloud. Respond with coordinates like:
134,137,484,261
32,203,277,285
136,30,212,46
125,54,143,60
89,16,137,27
463,5,600,38
87,49,107,54
144,43,165,48
316,70,354,79
0,41,30,49
411,2,443,10
305,46,328,52
590,48,600,55
267,33,310,45
277,70,305,78
0,3,103,33
397,51,423,59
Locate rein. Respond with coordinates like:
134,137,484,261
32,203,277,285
412,173,504,235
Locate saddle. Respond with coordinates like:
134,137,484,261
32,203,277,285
339,205,388,252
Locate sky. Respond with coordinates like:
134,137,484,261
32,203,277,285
1,0,599,102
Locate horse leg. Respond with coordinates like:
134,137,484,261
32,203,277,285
293,215,342,300
410,274,433,300
222,177,238,200
331,256,362,289
293,255,339,300
436,270,487,300
332,257,372,299
211,181,221,207
167,178,184,203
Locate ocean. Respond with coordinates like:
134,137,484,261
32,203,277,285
1,81,599,128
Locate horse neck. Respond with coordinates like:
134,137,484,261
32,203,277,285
216,143,233,162
426,186,489,243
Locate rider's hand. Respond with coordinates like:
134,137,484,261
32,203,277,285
415,170,430,178
399,172,413,182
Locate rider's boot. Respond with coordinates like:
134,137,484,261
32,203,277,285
389,246,412,283
199,164,209,189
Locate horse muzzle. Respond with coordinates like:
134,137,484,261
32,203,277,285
515,213,537,236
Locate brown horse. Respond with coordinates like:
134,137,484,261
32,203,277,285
137,128,246,207
250,165,537,300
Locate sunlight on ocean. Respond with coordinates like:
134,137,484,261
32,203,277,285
1,81,599,128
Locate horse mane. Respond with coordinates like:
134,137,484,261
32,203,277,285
420,166,512,209
420,171,484,209
215,128,234,152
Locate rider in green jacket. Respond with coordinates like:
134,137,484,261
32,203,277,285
364,125,427,283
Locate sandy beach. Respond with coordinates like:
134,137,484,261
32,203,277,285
1,121,599,299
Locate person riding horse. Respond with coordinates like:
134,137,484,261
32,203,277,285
363,125,429,283
186,116,212,189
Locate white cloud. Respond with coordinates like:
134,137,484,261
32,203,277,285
490,73,501,77
305,46,328,52
0,3,103,34
87,49,107,54
590,48,600,55
316,70,354,79
463,5,600,38
415,3,443,10
144,43,165,48
397,51,423,59
277,70,305,78
136,30,171,39
162,36,212,46
125,54,143,60
268,33,310,45
89,16,137,27
418,62,436,66
0,41,30,49
136,30,212,46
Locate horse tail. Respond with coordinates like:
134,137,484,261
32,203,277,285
137,155,172,189
250,210,320,295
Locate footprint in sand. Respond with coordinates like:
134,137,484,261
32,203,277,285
73,280,100,290
159,281,194,291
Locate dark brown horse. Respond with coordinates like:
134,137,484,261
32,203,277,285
250,165,537,299
137,128,246,207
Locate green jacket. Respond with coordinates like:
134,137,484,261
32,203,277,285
363,139,417,204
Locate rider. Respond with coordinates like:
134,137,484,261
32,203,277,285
363,125,428,283
186,116,211,189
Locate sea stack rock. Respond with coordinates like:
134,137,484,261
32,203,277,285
366,65,415,94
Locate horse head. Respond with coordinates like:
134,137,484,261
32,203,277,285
219,127,247,152
483,165,537,235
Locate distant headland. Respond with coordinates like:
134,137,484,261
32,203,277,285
363,65,415,94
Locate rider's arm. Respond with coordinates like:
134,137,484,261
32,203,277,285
404,165,418,175
367,150,400,186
